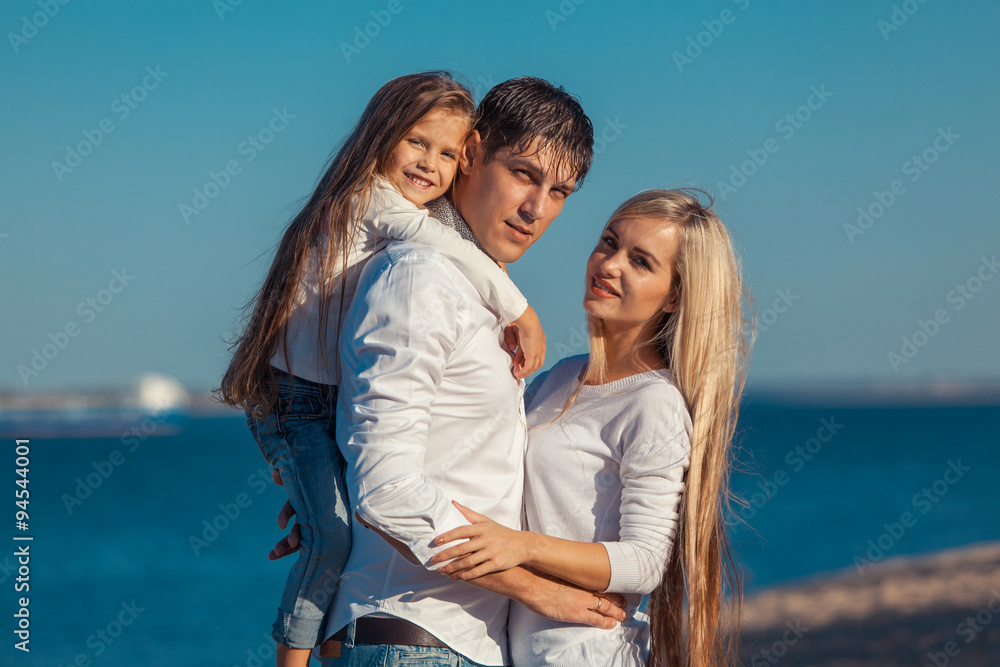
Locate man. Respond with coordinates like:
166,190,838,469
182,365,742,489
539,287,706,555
278,77,625,666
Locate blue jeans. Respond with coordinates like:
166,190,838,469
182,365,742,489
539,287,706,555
246,368,351,649
319,621,499,666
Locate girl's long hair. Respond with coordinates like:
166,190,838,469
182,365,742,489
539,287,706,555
573,189,752,665
218,72,474,415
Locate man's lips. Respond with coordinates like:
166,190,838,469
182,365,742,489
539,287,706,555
591,276,620,298
505,220,532,241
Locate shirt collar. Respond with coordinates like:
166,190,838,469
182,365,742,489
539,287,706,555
426,195,498,265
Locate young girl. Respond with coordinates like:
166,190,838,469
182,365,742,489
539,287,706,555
431,189,751,666
219,72,544,667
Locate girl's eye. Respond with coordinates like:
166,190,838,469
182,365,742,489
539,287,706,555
409,139,423,147
442,152,456,160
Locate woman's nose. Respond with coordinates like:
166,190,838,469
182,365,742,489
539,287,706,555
599,251,624,275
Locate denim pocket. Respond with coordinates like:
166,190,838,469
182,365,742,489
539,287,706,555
246,411,287,467
393,647,456,666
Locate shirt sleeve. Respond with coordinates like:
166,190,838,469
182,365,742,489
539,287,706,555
336,249,475,568
600,397,692,595
370,188,528,324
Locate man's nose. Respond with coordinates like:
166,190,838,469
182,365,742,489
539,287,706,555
520,187,547,222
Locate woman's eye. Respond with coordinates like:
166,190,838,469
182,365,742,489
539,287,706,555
601,235,616,248
634,256,650,269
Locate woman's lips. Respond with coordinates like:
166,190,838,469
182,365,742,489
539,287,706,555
590,276,620,298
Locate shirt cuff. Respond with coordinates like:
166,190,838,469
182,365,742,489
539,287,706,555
600,541,649,594
503,296,530,325
409,501,473,569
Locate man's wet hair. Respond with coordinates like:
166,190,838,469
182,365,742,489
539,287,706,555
475,77,594,187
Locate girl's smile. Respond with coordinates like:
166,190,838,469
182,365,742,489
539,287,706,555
385,109,468,206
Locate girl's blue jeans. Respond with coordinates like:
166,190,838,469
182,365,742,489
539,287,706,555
246,368,352,649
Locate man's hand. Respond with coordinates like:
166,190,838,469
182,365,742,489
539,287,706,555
269,470,421,568
518,569,627,629
505,305,545,379
467,567,627,630
268,468,301,561
269,500,301,560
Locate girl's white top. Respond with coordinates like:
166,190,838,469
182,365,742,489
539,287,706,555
269,177,528,385
509,354,692,666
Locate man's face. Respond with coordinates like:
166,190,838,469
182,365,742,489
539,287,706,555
454,133,578,264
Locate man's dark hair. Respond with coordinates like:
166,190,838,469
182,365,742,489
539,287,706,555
476,77,594,187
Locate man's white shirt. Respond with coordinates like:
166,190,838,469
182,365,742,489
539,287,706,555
325,239,526,666
270,177,527,385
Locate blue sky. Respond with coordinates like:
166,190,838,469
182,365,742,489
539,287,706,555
3,0,998,392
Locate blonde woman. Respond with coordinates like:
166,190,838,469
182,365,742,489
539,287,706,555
432,189,751,666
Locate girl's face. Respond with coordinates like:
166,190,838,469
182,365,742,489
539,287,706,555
583,216,682,328
384,109,468,206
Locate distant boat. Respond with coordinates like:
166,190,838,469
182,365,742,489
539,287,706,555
0,373,191,440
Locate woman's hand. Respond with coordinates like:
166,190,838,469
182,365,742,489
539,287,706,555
430,501,536,580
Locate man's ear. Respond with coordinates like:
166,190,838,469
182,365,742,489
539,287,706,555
460,130,481,175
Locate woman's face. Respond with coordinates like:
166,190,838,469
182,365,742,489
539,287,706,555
583,216,682,327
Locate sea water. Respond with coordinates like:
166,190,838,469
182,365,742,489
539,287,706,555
1,403,997,665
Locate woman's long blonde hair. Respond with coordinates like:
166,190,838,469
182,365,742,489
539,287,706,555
218,72,475,415
576,189,752,666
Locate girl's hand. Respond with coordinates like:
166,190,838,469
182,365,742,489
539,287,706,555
506,305,546,379
430,501,536,580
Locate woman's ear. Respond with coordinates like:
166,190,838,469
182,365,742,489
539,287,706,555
661,286,679,314
460,130,481,175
